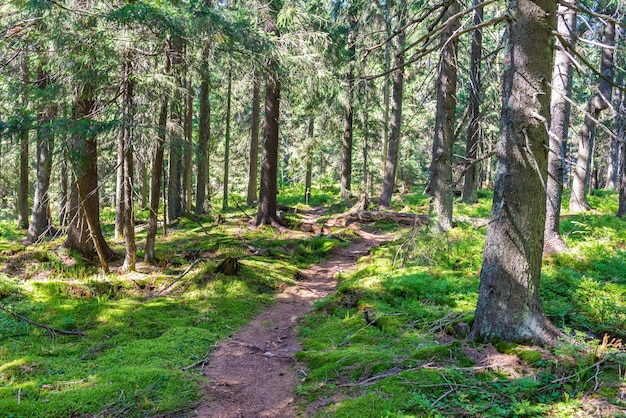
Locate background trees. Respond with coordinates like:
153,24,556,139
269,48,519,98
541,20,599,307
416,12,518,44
0,0,624,338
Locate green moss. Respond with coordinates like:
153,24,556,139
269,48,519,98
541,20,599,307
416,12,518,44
516,350,542,364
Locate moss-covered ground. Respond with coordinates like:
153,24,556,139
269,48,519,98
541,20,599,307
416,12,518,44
1,186,625,417
296,189,626,417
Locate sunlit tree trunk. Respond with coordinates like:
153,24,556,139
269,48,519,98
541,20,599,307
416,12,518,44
26,68,57,244
570,18,615,212
429,0,460,232
543,0,576,255
247,72,260,206
256,0,283,226
461,0,483,204
471,0,561,346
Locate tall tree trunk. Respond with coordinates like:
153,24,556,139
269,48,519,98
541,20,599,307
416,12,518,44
167,36,184,222
184,78,193,211
543,0,576,255
18,54,29,229
223,64,232,211
461,0,483,204
380,3,391,175
340,12,356,202
65,86,116,271
379,2,406,208
428,0,460,232
247,72,260,206
59,149,69,226
139,160,148,209
256,0,282,226
569,18,615,212
145,46,171,263
26,68,57,244
471,0,561,346
606,72,623,190
196,58,211,214
305,118,314,204
616,76,626,217
121,53,136,272
362,82,370,194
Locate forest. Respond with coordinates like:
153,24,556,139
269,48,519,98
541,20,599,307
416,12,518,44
0,0,625,416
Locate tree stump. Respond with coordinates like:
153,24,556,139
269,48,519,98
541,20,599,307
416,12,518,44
215,256,240,275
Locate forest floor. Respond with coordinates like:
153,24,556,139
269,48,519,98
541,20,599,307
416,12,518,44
194,209,393,417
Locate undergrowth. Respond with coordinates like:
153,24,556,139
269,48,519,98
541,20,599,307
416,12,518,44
296,190,626,417
0,190,343,417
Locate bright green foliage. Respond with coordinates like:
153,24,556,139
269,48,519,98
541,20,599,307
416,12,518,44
297,191,626,417
0,208,340,416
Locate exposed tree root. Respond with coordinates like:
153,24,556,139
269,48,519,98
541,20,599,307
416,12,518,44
0,305,85,337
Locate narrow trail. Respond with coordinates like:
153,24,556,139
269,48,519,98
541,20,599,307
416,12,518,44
193,227,392,418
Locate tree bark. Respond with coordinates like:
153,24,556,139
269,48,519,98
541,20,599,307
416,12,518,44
379,2,406,208
606,73,623,190
429,0,460,232
569,18,615,212
183,78,193,212
145,45,171,263
196,55,211,214
461,0,483,204
616,77,626,217
256,0,282,226
543,0,576,255
26,68,57,244
121,53,136,272
18,54,29,230
59,150,69,227
247,72,260,206
223,64,232,211
340,12,356,202
305,118,314,204
471,0,561,346
65,87,116,270
167,35,184,222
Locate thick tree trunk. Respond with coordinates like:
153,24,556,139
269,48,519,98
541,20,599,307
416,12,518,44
471,0,561,346
247,73,260,206
379,3,406,208
223,65,232,211
340,13,357,202
461,0,483,204
26,69,57,244
115,110,125,239
65,90,116,270
429,1,460,232
196,61,211,214
543,0,576,255
256,0,282,226
569,19,615,212
616,80,626,217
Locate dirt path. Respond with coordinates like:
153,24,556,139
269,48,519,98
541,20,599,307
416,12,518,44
193,228,391,418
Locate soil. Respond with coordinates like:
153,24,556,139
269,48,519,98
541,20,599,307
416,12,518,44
193,225,392,418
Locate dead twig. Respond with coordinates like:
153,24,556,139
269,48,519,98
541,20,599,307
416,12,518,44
0,305,85,337
148,259,202,300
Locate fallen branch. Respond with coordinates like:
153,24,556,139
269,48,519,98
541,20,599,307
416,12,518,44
148,259,202,299
0,305,85,337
